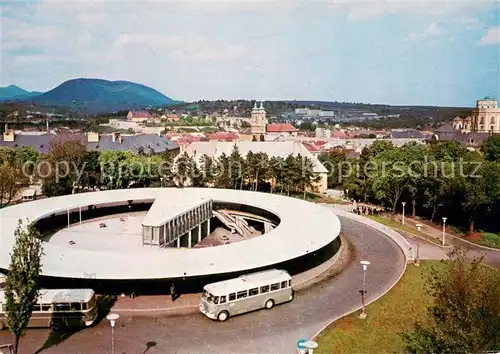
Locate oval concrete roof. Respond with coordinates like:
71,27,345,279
0,188,341,280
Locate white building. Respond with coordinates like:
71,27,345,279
183,141,328,193
315,128,331,139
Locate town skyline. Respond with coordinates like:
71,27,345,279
1,1,499,107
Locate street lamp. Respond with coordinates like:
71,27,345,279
345,189,349,201
442,217,447,246
401,202,406,225
415,223,423,266
160,177,164,188
106,313,119,354
359,260,370,319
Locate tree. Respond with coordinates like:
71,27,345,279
213,153,232,188
482,135,500,162
459,161,500,234
229,146,245,189
241,121,251,128
4,220,44,354
401,249,500,353
297,155,319,199
282,155,301,196
245,152,269,192
371,148,411,213
199,154,216,186
80,151,101,189
268,156,284,193
318,149,348,189
402,143,427,217
173,152,193,187
0,163,24,208
40,136,87,196
431,141,468,161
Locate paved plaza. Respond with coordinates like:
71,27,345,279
45,212,148,252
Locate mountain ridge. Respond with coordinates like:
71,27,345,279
1,78,176,114
0,85,42,101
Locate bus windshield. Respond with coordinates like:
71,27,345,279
202,291,219,304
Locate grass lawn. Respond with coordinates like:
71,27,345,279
301,193,349,205
316,261,442,354
316,261,499,353
367,215,446,246
472,232,500,249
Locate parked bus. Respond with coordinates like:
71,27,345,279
0,288,98,330
199,269,293,321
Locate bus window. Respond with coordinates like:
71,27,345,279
220,296,226,304
70,303,81,311
237,290,247,299
81,303,87,311
270,283,280,291
33,304,42,311
289,280,292,287
41,304,52,312
249,288,258,296
55,303,70,312
229,293,236,301
213,297,220,305
281,281,288,288
260,285,269,293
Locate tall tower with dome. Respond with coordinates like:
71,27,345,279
250,101,267,135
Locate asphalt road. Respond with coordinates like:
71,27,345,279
0,216,406,354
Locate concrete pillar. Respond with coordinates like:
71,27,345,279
198,224,202,242
79,206,82,225
177,238,180,248
188,229,192,248
207,218,211,235
67,209,70,228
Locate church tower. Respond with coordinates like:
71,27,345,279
251,101,267,135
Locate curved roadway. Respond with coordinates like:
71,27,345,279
3,215,406,353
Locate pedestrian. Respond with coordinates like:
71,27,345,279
170,283,176,302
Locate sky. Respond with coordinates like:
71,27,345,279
0,0,499,107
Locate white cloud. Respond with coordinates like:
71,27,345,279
77,32,92,45
478,27,500,45
111,33,181,48
336,0,495,21
404,23,443,42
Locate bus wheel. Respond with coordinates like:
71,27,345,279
265,299,274,309
51,319,63,331
217,311,229,322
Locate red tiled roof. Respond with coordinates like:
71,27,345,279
314,140,326,146
207,132,238,141
129,111,152,119
332,130,348,139
266,123,298,133
303,143,320,152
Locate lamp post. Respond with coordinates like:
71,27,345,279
106,313,119,354
401,202,406,225
359,260,370,319
415,223,423,266
345,189,349,201
442,217,447,246
160,177,164,188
